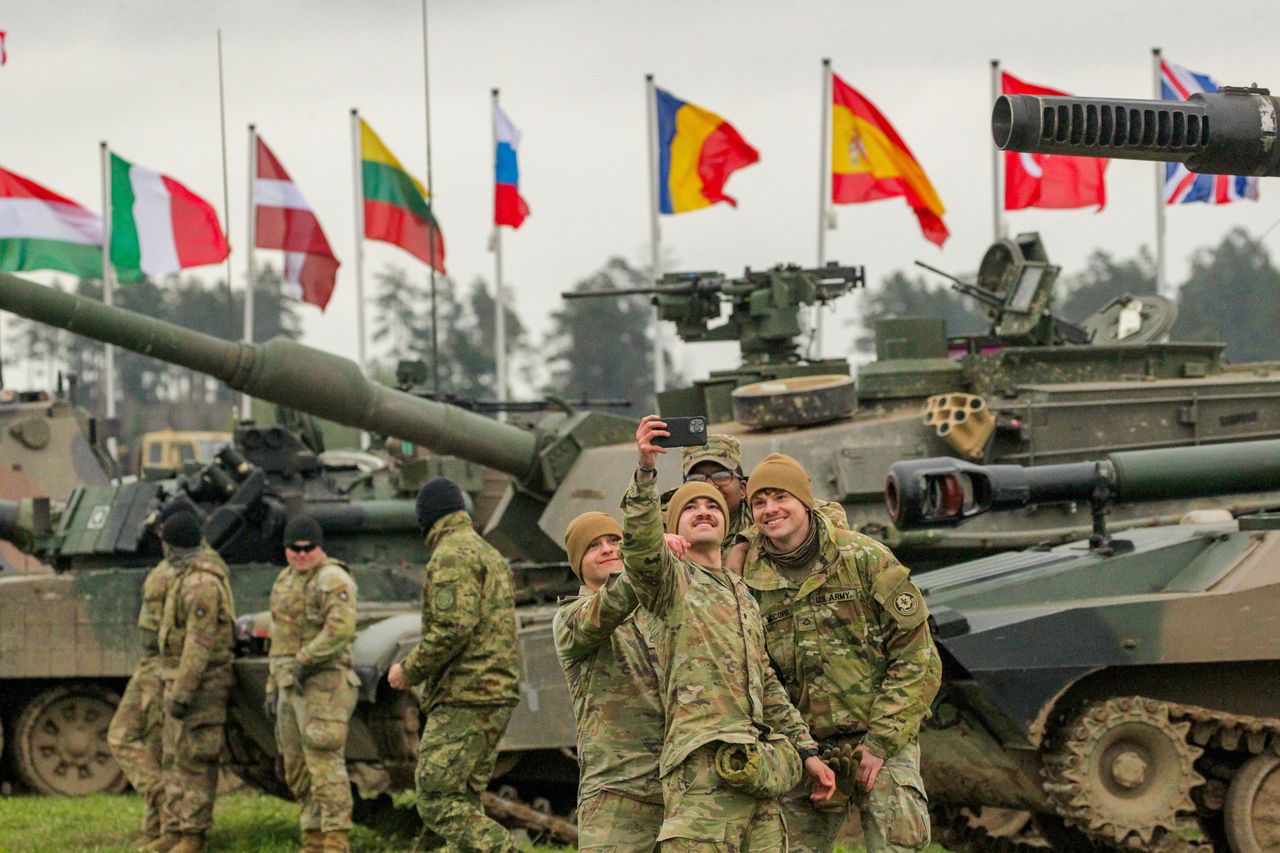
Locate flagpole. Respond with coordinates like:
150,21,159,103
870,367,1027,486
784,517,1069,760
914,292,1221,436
1153,46,1168,295
99,140,118,463
491,88,508,416
815,57,831,357
350,109,366,371
645,73,665,395
991,59,1003,241
422,0,440,396
242,124,257,421
216,30,236,344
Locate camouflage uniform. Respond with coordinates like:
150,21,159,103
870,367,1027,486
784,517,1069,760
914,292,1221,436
156,547,236,838
742,513,942,853
107,557,176,839
621,476,818,851
400,510,520,853
553,573,665,852
268,558,360,835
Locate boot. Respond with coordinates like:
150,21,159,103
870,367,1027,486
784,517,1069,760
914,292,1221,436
138,833,181,852
300,829,325,853
166,835,206,853
321,830,351,853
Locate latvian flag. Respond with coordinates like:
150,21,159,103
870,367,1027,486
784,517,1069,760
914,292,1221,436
1160,59,1259,206
255,137,340,310
494,104,529,228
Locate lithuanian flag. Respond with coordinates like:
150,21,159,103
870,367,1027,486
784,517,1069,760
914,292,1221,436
831,73,948,246
360,118,446,272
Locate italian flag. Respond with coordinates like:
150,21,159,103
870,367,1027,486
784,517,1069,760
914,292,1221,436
110,153,228,281
0,167,103,278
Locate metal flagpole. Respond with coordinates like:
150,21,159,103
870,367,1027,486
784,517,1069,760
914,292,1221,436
422,0,440,396
99,140,118,461
350,109,367,371
216,31,236,341
243,124,257,421
645,73,665,394
815,58,831,356
491,88,508,417
991,59,1003,241
1153,47,1168,295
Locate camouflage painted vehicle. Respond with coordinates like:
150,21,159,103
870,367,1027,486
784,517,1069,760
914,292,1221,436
886,441,1280,852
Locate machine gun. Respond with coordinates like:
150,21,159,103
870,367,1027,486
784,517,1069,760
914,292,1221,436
563,263,865,366
993,84,1280,176
885,439,1280,552
393,360,630,415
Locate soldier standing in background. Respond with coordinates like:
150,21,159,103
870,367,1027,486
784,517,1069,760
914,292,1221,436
387,477,519,853
108,518,178,849
266,515,359,853
151,510,236,853
623,416,835,851
740,453,941,853
553,511,665,852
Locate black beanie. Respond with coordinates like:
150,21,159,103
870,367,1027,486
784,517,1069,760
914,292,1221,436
282,515,324,547
161,511,202,548
416,477,466,533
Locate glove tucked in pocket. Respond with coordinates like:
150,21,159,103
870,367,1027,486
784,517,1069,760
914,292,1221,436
714,734,801,799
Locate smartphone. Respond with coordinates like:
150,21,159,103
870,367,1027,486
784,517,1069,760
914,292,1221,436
652,416,709,448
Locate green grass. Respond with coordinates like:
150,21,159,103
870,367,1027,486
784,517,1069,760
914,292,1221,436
0,791,953,852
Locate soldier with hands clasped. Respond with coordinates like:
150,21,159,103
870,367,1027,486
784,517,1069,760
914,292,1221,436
266,515,359,853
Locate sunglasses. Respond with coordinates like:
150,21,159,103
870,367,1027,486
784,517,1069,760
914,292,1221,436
286,542,318,554
685,470,739,486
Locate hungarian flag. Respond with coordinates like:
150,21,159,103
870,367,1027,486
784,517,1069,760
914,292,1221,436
110,153,228,281
831,73,948,246
0,167,103,277
254,137,340,310
359,118,445,272
1002,72,1108,211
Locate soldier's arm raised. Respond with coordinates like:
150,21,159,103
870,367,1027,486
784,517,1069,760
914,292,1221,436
553,572,641,662
167,574,221,705
863,546,942,760
620,415,685,615
298,569,357,667
400,548,482,685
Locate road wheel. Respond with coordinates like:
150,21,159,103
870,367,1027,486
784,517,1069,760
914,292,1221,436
1224,752,1280,853
12,683,126,795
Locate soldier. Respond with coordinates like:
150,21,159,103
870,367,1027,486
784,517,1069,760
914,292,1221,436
623,415,836,851
266,515,359,853
553,511,664,852
740,453,942,853
387,477,519,853
152,510,236,853
108,517,179,848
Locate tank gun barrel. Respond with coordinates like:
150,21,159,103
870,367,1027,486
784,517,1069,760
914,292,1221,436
993,87,1280,177
887,439,1280,528
0,272,540,480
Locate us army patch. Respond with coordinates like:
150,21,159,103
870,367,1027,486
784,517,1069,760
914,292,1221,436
894,592,918,616
434,587,455,611
812,590,856,605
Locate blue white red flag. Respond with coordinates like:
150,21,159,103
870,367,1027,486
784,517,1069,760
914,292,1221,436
493,103,529,229
1160,59,1259,205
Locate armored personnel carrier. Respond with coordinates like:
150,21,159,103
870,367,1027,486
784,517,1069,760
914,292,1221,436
887,441,1280,852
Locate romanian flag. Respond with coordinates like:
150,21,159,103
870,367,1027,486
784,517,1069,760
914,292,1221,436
831,73,948,246
360,118,445,272
655,88,759,214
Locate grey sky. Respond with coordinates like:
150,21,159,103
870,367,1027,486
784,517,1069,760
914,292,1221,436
4,0,1278,387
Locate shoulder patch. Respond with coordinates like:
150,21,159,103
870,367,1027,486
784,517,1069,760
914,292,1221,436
433,586,456,611
871,563,929,630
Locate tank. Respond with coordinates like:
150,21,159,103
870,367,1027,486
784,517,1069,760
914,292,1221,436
885,441,1280,852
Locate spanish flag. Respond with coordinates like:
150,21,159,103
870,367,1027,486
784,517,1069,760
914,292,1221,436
360,118,446,272
831,73,948,246
655,88,759,214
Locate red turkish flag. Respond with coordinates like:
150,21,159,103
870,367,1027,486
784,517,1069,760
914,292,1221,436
1002,72,1108,211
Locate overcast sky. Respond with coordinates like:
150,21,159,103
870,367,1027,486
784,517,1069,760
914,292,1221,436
4,0,1278,390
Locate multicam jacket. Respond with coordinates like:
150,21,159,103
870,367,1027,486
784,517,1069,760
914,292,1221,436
401,510,519,708
137,558,176,656
268,558,358,692
157,547,236,705
554,574,664,803
621,476,818,777
742,513,941,759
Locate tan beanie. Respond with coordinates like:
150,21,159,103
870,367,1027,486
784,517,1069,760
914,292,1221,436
746,453,814,509
563,512,623,578
665,482,729,535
